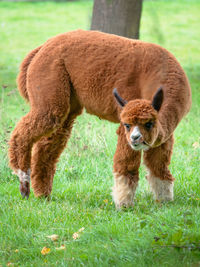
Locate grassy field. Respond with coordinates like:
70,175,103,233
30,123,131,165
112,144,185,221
0,0,200,266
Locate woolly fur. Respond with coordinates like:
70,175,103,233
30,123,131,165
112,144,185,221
112,173,138,209
147,172,174,201
9,30,191,206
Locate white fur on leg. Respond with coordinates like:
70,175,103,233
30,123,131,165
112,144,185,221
14,169,31,199
112,173,138,209
147,174,174,201
16,169,31,183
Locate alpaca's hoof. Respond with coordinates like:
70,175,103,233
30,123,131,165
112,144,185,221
20,181,30,199
16,169,31,199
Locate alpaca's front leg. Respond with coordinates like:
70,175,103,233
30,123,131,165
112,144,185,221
146,174,174,201
112,124,141,209
112,173,138,209
143,135,175,201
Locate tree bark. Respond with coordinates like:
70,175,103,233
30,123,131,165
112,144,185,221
91,0,143,39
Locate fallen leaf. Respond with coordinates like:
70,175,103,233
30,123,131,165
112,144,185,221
46,234,59,241
41,247,51,255
56,245,66,250
72,227,85,240
193,142,200,149
72,232,80,240
78,227,85,233
7,263,14,266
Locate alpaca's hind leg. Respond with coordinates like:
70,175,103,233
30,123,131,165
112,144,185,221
9,56,72,198
112,124,141,209
143,135,175,201
31,110,82,197
9,109,68,198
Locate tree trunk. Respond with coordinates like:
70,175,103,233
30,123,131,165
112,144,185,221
91,0,143,39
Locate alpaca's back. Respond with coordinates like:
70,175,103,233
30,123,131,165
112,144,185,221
26,30,191,132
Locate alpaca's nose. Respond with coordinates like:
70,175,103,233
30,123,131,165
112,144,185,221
132,134,141,141
130,126,142,143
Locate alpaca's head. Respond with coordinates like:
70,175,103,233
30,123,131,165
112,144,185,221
114,88,163,151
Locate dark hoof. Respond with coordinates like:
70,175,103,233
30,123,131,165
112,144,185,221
20,181,30,199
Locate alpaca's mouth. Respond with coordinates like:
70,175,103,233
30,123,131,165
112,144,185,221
130,141,149,151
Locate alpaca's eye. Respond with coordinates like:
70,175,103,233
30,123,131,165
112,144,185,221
124,123,131,131
145,121,154,130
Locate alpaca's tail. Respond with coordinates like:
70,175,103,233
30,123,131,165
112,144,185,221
17,45,42,101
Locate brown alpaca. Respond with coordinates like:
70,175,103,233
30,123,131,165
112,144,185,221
9,30,191,208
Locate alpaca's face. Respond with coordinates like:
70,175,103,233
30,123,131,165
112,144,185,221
113,87,163,151
120,100,159,151
122,117,158,151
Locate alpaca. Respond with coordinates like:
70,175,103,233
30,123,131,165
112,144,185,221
9,30,191,208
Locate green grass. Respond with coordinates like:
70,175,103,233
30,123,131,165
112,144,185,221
0,0,200,266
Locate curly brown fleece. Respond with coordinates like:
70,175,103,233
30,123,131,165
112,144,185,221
9,30,191,204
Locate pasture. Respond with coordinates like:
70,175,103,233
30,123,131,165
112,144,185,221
0,0,200,266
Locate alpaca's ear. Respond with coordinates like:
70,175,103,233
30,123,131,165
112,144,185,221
113,88,127,108
152,87,163,111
